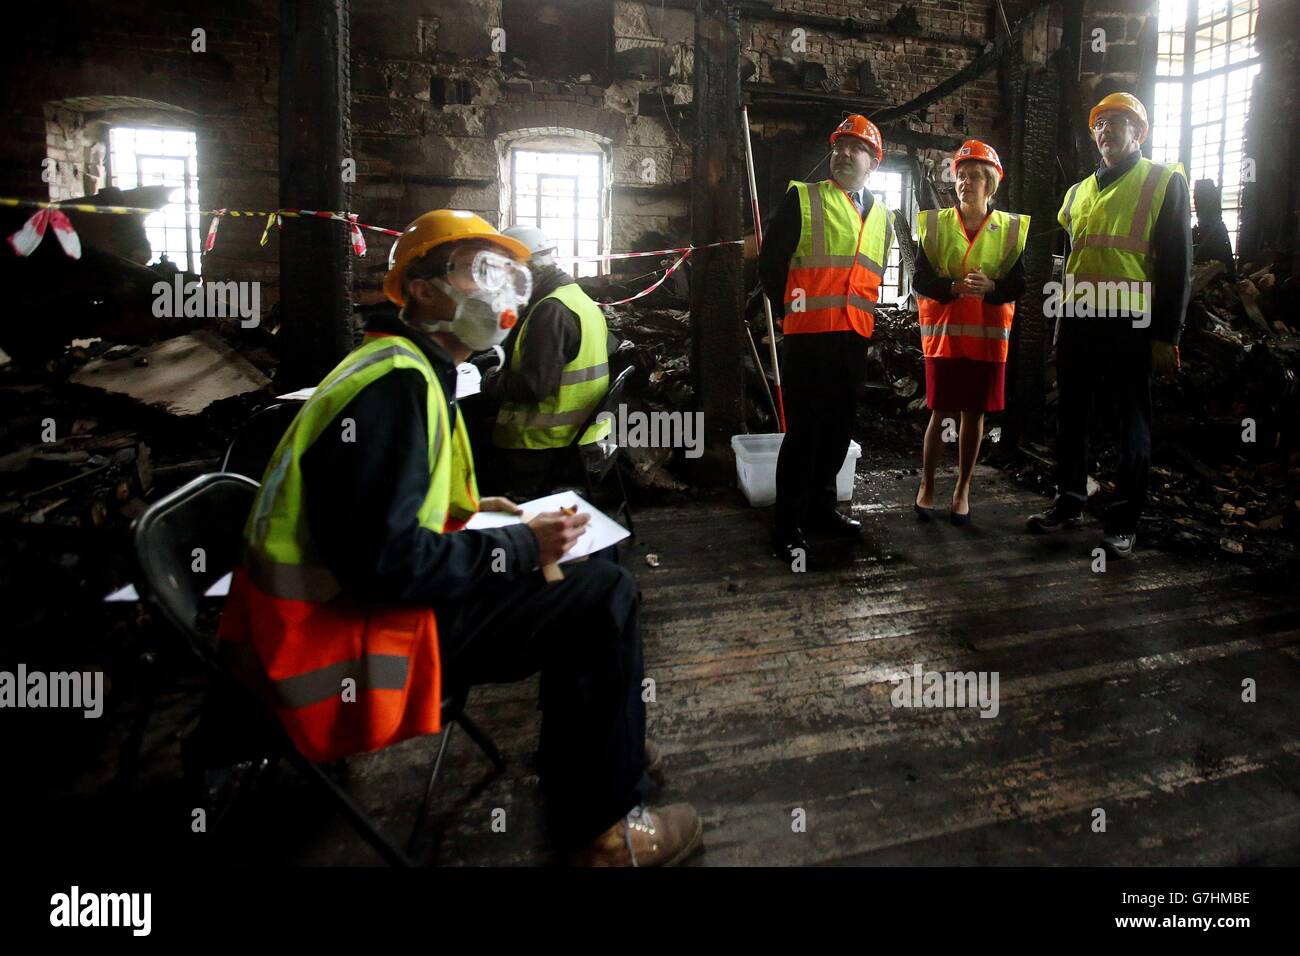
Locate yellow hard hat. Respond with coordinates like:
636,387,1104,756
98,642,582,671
384,209,531,306
1088,92,1149,143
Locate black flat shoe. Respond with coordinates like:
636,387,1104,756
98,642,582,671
949,505,972,527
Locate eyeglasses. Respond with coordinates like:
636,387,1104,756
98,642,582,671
1092,117,1130,132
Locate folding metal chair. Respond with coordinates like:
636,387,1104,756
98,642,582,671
568,365,636,538
220,402,304,481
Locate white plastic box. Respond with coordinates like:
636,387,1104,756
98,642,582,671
731,433,861,507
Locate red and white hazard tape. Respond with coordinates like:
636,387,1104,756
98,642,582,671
1,196,744,310
596,250,692,306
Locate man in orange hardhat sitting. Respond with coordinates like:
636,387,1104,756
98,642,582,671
1026,92,1191,558
218,210,702,866
759,114,895,567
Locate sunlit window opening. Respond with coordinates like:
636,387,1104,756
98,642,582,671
510,149,604,278
870,169,910,305
1152,0,1260,252
107,126,202,274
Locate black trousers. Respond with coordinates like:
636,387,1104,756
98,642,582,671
774,330,870,535
436,559,648,850
1054,319,1153,533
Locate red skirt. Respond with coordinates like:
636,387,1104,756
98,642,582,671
925,357,1006,413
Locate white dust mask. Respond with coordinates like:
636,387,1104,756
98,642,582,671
420,249,532,351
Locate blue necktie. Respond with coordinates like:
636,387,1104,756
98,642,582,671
851,190,865,219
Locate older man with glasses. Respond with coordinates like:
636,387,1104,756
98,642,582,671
1026,92,1192,558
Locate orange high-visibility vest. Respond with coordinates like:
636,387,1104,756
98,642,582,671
915,206,1029,363
782,179,894,338
216,332,478,763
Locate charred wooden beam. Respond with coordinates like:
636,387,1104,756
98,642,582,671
689,0,748,479
278,0,354,388
869,0,1057,126
744,87,962,152
658,0,985,49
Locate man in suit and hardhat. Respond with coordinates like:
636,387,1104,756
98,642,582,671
759,114,895,567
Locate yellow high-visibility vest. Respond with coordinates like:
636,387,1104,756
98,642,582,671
1057,156,1186,317
493,283,611,450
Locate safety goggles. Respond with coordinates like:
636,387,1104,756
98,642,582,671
444,246,532,301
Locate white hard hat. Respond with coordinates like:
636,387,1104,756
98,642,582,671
502,224,556,258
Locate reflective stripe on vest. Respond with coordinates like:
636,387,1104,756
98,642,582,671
783,179,893,338
915,206,1029,363
216,333,477,762
1057,157,1185,317
493,282,612,450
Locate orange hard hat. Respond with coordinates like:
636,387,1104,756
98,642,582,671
1088,91,1149,144
952,139,1003,180
383,209,531,306
829,114,884,165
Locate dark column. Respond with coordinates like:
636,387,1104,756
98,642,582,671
689,0,747,481
1004,3,1074,446
278,0,354,388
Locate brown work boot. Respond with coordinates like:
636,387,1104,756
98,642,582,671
567,804,703,867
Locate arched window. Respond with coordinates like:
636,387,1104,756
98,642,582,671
45,97,202,273
502,130,611,277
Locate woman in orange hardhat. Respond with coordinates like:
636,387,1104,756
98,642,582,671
911,140,1029,526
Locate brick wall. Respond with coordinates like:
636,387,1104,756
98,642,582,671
0,3,281,303
743,0,1020,221
1077,0,1159,133
349,0,696,291
3,0,1054,308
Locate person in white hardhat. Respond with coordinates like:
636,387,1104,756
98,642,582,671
502,224,558,264
479,224,614,499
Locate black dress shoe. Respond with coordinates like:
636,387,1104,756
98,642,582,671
1026,499,1083,534
772,529,809,564
806,507,862,537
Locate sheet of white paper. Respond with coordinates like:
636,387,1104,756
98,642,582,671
104,583,138,602
275,386,316,401
463,491,629,563
206,573,232,596
104,572,231,602
277,363,481,402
